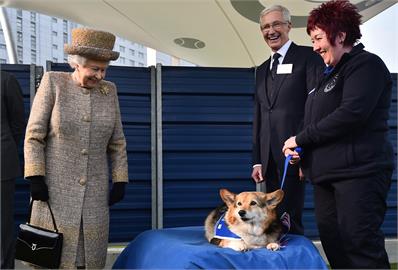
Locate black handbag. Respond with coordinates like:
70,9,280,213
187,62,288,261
15,200,63,269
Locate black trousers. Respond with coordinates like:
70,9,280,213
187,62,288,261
313,170,392,269
259,151,305,235
1,178,15,269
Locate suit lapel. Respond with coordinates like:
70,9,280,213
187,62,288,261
258,57,272,105
265,58,272,105
270,43,298,107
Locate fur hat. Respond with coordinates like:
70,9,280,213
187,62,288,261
64,28,119,61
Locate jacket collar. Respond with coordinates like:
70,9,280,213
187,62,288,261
324,43,364,78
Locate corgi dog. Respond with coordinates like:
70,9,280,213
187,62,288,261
205,189,284,252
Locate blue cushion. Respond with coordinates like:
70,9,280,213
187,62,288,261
113,226,328,269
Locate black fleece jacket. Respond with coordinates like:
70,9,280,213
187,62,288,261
296,43,395,183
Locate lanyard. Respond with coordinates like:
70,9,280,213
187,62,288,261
280,147,302,189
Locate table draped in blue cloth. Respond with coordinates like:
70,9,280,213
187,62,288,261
113,226,328,269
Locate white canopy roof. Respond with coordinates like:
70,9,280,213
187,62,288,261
2,0,396,67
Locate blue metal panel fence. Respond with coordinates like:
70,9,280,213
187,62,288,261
4,63,397,242
161,66,257,228
158,66,324,235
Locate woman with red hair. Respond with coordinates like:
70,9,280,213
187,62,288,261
282,0,394,268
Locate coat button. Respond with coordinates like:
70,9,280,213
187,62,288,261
79,178,86,186
81,149,88,155
82,115,91,122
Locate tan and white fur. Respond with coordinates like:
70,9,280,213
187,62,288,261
205,189,284,251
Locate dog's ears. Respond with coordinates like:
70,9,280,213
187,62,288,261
220,189,236,206
265,189,284,209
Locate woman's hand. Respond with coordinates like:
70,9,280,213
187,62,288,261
282,136,298,154
109,182,127,206
282,136,301,164
29,176,49,201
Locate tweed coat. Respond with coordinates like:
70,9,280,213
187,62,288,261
24,71,128,268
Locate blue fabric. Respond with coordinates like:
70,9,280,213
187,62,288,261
113,226,328,269
323,65,334,75
214,213,241,240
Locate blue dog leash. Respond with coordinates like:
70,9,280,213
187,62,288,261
280,147,302,189
276,147,302,241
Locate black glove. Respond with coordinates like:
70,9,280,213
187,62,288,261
29,176,49,201
109,182,126,206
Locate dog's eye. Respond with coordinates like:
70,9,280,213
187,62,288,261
250,201,257,206
237,202,242,206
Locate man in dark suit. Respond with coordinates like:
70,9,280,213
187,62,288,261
1,71,25,269
251,5,324,234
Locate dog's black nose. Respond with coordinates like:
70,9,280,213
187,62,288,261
238,210,246,217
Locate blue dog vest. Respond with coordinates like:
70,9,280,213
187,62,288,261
213,213,241,240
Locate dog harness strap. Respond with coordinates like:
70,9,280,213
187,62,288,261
214,213,241,240
280,147,302,189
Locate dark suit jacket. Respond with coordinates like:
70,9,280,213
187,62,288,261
252,42,324,175
1,71,25,180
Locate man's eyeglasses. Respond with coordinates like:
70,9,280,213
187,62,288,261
260,21,289,32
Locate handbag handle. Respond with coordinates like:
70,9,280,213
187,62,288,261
27,200,59,232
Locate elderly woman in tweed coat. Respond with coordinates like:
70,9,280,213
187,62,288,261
24,28,128,269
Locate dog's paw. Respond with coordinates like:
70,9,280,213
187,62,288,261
227,240,249,252
266,242,280,251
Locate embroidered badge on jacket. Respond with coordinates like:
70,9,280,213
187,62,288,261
324,74,339,93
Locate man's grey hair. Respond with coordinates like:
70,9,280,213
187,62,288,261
259,5,291,23
67,55,88,69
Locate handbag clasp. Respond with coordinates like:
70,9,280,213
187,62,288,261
31,243,37,250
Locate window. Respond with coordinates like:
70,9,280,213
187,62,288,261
63,33,68,44
52,31,58,37
17,46,23,63
138,52,144,58
30,12,36,21
52,57,58,62
119,45,125,53
52,17,58,23
31,35,36,48
138,62,144,67
120,56,125,64
63,20,68,32
17,32,23,43
31,50,36,63
16,17,22,32
17,9,22,17
30,22,36,33
52,44,58,50
0,44,6,50
130,60,135,66
130,49,135,56
64,57,68,63
0,59,6,64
